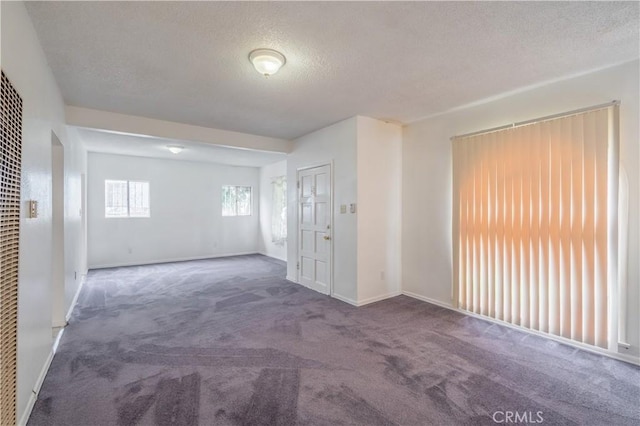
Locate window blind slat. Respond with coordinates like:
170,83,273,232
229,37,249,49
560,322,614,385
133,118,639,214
539,121,551,334
549,118,562,337
473,140,480,312
521,125,532,329
560,117,572,339
503,131,514,323
530,123,541,331
481,137,490,316
460,142,470,309
570,114,584,342
583,113,597,345
489,132,498,319
512,126,522,326
452,140,461,308
495,131,505,320
594,109,609,348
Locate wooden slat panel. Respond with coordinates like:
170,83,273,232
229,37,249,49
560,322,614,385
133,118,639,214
1,70,23,426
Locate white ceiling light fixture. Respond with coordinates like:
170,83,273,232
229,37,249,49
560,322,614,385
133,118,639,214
167,145,184,154
249,48,286,77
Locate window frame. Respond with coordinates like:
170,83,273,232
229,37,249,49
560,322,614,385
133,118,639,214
104,179,151,218
221,185,253,217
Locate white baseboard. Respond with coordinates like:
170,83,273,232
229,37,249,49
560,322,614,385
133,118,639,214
402,290,453,309
88,252,259,270
401,290,640,366
331,292,358,306
285,275,298,283
462,306,640,366
258,251,287,262
51,319,67,328
18,328,65,426
65,274,86,322
357,291,402,306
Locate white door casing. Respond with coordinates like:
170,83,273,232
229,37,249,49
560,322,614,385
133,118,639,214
297,164,332,295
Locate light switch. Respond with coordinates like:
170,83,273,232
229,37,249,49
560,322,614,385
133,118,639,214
350,203,357,214
28,200,38,218
340,204,347,214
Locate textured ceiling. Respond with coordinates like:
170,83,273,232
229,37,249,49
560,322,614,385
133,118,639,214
79,129,286,167
26,1,639,140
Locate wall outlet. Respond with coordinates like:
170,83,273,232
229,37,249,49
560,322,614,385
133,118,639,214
340,205,347,214
618,342,640,357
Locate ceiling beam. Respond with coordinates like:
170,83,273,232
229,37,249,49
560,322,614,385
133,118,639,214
65,106,293,153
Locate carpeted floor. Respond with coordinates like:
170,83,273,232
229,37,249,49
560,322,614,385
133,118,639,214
29,254,639,425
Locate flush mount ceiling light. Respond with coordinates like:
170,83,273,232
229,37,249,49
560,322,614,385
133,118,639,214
249,48,286,77
167,145,184,154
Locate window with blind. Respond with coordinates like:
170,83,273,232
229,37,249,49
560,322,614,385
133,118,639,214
105,180,150,218
452,103,619,350
222,185,252,217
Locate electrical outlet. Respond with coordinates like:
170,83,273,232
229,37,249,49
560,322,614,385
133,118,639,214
340,205,347,214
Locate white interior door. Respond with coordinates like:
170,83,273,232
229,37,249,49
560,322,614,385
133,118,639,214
298,165,331,295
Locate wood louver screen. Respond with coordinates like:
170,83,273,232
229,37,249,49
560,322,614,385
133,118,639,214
452,105,618,350
0,70,22,426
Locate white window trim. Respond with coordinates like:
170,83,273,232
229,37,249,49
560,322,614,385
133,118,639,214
222,185,252,217
105,180,151,218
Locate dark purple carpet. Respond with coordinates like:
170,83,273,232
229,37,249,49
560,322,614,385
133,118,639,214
28,255,639,425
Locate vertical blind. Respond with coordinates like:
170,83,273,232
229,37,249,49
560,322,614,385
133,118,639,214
452,104,619,350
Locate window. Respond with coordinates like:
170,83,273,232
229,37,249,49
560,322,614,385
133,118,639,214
105,180,150,218
452,104,619,350
222,186,252,216
271,176,287,245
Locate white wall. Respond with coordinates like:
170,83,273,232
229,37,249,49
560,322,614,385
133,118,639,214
1,2,87,422
87,153,260,268
402,60,640,359
51,137,65,328
287,116,402,306
356,117,402,304
64,128,88,313
287,117,358,301
259,160,287,261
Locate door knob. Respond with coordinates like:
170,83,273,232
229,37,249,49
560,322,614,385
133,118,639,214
323,235,331,240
